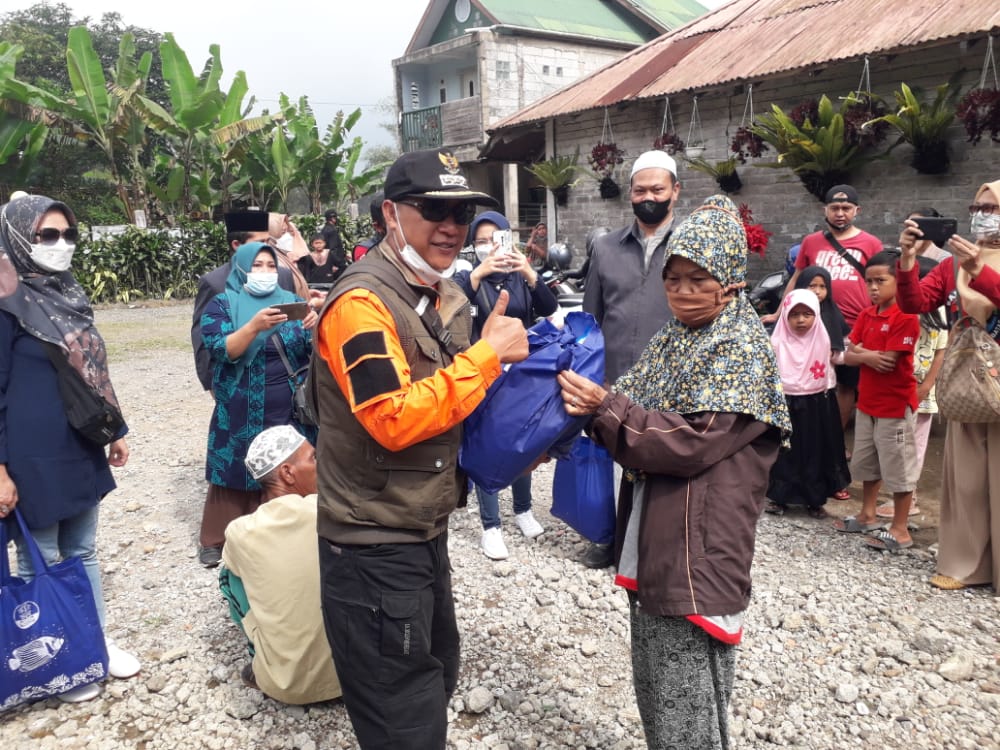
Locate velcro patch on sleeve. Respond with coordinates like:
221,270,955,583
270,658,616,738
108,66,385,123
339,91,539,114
342,330,401,406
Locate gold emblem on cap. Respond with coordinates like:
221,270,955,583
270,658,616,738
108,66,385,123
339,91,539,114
438,151,460,174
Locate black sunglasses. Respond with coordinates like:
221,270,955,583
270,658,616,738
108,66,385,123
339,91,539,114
34,226,79,244
397,199,477,225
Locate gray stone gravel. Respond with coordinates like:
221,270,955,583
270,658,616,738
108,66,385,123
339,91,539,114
2,302,999,749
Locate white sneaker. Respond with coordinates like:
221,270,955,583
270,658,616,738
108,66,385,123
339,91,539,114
480,527,509,560
514,510,544,539
58,682,101,703
107,640,141,679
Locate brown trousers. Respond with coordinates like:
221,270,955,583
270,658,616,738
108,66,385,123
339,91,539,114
199,484,261,549
937,421,1000,588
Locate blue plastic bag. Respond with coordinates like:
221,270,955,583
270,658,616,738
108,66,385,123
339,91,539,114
0,510,108,709
551,435,616,544
460,311,605,494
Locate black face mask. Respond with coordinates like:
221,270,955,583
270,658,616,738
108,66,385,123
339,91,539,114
632,199,671,226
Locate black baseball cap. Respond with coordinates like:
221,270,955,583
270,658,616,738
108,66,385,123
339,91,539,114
224,210,269,233
384,149,498,207
824,184,860,205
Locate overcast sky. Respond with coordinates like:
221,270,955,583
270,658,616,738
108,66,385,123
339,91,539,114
8,0,727,153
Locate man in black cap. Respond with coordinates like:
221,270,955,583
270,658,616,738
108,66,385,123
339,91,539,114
320,209,346,260
780,184,883,429
313,149,528,749
190,211,305,392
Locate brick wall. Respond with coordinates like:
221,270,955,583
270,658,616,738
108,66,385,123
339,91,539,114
548,40,1000,280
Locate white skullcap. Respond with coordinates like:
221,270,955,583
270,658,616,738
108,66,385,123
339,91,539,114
9,190,29,201
245,425,306,480
629,151,677,180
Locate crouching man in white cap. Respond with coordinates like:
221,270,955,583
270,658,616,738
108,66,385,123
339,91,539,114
219,425,341,704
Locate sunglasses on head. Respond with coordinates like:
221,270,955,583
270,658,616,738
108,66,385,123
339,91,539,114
969,203,1000,216
397,199,477,225
34,227,79,244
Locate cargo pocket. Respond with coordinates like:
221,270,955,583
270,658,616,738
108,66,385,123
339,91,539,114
379,590,431,659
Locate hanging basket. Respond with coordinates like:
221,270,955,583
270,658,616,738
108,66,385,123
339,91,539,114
717,171,743,194
552,184,570,206
910,140,951,175
598,177,621,199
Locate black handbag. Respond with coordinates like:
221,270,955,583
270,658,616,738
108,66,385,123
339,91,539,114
272,335,318,428
42,342,125,446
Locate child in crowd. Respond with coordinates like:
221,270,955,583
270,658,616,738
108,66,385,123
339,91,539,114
875,255,948,519
795,265,853,501
767,289,850,517
834,250,920,551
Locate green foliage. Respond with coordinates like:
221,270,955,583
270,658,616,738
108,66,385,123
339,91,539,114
684,155,738,178
75,219,228,302
863,82,958,174
750,95,888,200
526,151,581,189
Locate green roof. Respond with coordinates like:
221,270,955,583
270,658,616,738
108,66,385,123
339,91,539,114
425,0,706,48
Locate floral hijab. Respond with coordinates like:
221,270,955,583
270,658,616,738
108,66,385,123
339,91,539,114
614,195,791,441
0,195,120,408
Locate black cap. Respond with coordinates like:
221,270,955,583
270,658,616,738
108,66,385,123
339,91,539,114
324,209,337,220
224,210,269,233
384,149,498,207
824,184,860,205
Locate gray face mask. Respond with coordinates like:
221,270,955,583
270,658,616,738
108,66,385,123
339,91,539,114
971,211,1000,242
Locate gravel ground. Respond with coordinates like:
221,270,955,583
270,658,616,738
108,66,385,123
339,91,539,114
2,301,999,750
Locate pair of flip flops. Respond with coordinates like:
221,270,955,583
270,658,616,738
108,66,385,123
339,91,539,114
833,516,882,533
863,528,913,552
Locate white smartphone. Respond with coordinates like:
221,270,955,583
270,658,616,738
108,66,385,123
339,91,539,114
493,229,513,256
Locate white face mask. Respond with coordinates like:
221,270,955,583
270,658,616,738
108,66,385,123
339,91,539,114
275,232,294,252
971,211,1000,243
29,239,75,272
393,205,456,284
474,244,491,263
245,272,278,296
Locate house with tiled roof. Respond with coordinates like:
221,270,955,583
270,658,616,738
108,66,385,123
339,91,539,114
482,0,1000,273
393,0,707,228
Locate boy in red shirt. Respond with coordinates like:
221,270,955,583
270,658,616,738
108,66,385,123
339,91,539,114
834,250,920,551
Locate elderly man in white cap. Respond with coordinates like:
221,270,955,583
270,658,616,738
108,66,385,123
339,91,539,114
579,150,681,569
218,426,341,705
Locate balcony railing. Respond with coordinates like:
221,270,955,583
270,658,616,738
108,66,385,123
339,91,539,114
401,106,442,152
401,97,483,153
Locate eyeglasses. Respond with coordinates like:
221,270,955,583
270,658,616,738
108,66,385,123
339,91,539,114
34,227,79,244
473,238,494,247
969,203,1000,216
397,199,477,225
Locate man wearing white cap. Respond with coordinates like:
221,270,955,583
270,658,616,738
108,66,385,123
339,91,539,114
219,426,341,705
580,150,680,568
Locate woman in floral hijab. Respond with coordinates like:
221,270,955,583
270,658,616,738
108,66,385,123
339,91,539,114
558,195,789,750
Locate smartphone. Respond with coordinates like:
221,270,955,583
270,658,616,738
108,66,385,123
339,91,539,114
493,229,513,257
913,217,957,247
270,302,310,321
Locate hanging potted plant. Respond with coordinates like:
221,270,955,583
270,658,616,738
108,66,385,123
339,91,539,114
730,126,768,164
956,88,1000,145
685,155,742,194
588,142,626,199
739,204,772,258
750,94,888,201
526,152,580,207
652,131,685,155
864,82,959,174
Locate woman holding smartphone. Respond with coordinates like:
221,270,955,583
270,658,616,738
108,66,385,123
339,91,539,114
455,211,558,560
197,241,317,567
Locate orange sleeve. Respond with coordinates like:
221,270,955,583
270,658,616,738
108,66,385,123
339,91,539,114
317,288,502,451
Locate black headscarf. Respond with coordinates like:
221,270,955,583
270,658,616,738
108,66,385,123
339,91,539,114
0,195,121,408
795,265,849,352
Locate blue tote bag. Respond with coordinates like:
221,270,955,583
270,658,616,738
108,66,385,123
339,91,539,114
552,435,616,545
460,311,605,494
0,510,108,710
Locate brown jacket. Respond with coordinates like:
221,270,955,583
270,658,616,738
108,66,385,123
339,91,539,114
591,393,780,617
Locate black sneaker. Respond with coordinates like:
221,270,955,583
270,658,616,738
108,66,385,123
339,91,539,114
580,542,614,569
198,545,223,568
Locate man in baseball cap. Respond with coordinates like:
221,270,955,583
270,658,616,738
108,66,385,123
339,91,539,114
312,149,527,747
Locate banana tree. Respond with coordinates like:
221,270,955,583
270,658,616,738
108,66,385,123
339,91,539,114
325,108,389,214
0,42,51,187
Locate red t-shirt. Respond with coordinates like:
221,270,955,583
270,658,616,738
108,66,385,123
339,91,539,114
849,302,920,418
796,230,883,326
